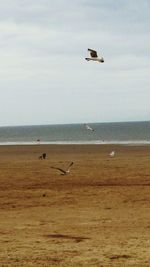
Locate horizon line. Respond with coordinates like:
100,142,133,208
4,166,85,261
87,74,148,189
0,119,150,128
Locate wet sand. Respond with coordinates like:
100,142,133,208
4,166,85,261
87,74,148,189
0,144,150,267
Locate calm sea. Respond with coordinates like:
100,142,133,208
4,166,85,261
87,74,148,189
0,121,150,145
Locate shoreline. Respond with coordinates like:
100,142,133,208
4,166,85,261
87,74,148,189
0,141,150,146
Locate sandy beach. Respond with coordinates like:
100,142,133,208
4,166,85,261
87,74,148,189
0,144,150,267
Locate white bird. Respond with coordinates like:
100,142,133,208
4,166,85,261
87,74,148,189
84,124,94,131
85,48,104,63
51,162,74,175
109,151,115,157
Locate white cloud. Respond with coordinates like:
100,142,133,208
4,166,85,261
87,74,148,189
0,0,149,125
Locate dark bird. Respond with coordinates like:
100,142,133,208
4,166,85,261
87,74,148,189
51,162,74,175
38,153,47,159
85,48,104,63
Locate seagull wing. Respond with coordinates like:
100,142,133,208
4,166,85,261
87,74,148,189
51,166,66,174
67,162,74,171
69,162,74,167
85,124,90,129
98,53,104,61
85,124,94,131
88,48,98,58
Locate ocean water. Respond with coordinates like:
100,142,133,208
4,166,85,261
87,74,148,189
0,121,150,145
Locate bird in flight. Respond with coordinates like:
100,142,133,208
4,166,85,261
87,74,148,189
51,162,74,175
84,123,95,132
85,48,104,63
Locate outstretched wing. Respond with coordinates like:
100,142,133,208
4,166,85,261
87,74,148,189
85,124,94,131
51,166,66,174
66,162,74,172
88,48,98,58
69,162,74,167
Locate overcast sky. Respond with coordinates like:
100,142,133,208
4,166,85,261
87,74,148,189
0,0,150,126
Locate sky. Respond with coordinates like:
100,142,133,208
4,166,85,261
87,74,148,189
0,0,150,126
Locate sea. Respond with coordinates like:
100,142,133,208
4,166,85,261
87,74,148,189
0,121,150,145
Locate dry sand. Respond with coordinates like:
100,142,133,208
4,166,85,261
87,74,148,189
0,144,150,267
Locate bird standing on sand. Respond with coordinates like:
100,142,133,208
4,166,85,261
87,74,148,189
51,162,74,175
39,153,47,159
85,48,104,63
110,151,115,157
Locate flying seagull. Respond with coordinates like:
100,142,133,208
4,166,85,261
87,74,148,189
85,48,104,63
51,162,74,175
84,123,94,131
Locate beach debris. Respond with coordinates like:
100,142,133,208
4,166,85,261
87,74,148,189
85,48,104,63
109,151,115,157
84,123,94,132
51,162,74,175
39,153,47,159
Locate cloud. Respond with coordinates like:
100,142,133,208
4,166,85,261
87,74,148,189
0,0,149,125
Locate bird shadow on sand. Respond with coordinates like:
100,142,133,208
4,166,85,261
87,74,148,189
45,233,90,243
109,254,131,260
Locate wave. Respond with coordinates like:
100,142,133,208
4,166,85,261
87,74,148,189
0,140,150,145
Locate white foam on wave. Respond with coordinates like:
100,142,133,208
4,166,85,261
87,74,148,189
0,140,150,146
